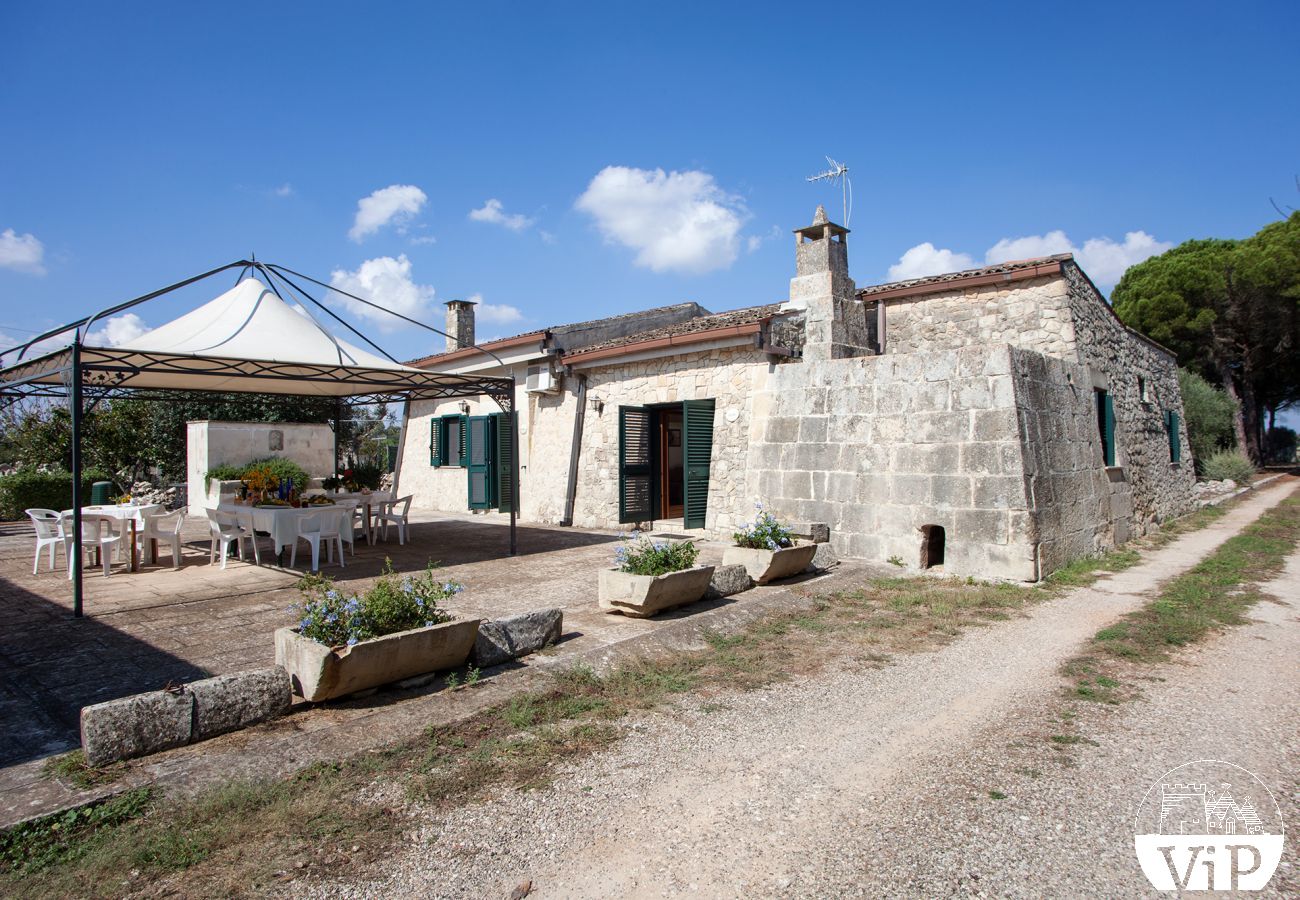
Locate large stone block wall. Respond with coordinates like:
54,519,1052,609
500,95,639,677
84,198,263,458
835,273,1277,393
1060,262,1195,534
883,275,1076,359
745,344,1040,581
1008,348,1118,575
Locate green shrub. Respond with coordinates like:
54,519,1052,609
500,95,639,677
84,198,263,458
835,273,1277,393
204,457,312,491
0,468,116,520
1200,449,1256,485
349,463,384,490
614,534,700,576
293,560,461,647
732,501,794,550
1178,368,1236,469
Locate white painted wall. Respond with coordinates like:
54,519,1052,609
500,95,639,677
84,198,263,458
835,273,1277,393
186,420,335,510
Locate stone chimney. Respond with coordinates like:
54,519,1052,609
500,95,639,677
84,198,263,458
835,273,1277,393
444,299,476,351
783,205,869,360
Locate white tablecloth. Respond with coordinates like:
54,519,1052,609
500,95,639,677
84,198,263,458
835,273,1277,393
67,503,163,529
218,502,355,553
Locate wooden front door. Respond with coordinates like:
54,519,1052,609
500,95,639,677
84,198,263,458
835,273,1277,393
658,407,684,519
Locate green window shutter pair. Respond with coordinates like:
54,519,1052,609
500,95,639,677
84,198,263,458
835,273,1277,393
616,400,715,528
431,414,468,468
1165,410,1182,463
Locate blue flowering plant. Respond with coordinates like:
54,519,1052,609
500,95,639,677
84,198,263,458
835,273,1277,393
614,531,700,577
732,501,795,551
293,558,462,648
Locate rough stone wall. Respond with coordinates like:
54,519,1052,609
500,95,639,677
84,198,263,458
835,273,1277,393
745,344,1039,581
1060,261,1195,535
571,347,771,532
883,275,1076,359
397,347,772,534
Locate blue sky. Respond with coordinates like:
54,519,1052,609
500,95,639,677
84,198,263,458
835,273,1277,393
2,1,1298,376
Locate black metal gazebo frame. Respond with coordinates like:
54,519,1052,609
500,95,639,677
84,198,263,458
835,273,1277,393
0,260,520,618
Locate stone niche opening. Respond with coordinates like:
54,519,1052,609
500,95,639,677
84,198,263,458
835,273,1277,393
919,525,946,569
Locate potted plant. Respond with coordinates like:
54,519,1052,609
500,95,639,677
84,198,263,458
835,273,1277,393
598,533,715,618
274,560,480,701
722,502,817,584
321,474,344,494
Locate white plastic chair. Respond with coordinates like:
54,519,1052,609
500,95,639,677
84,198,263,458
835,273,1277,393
337,500,360,556
206,509,259,569
64,513,123,579
139,507,187,569
374,495,413,545
290,510,346,572
25,508,64,574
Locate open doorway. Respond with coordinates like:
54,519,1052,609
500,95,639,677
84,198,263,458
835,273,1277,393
658,407,684,519
920,525,946,569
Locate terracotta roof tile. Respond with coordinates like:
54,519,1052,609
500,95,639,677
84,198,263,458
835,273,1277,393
562,303,783,356
858,253,1074,296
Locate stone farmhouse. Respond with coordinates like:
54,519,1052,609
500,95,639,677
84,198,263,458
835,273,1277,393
393,207,1195,581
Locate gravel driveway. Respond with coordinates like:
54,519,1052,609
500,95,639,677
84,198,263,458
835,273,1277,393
303,482,1298,899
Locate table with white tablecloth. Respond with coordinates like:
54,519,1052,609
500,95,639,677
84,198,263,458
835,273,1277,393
218,502,356,557
328,490,392,542
64,503,163,571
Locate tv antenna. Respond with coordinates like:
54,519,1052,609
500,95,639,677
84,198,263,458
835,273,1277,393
806,156,852,226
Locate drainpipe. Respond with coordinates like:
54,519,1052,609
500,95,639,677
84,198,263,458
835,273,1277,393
561,373,588,526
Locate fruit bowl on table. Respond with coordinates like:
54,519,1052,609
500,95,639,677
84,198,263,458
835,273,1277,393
306,496,335,507
256,499,292,508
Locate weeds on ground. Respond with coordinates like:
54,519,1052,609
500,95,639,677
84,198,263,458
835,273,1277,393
42,750,124,790
1056,493,1300,715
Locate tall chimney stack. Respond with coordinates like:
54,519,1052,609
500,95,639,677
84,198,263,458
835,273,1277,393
444,299,476,351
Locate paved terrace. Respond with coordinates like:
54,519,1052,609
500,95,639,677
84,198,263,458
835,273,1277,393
0,510,741,769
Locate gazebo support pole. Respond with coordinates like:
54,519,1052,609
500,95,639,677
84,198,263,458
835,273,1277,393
332,399,342,479
70,342,84,618
510,378,519,557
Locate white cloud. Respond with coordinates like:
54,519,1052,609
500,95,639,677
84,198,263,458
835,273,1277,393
408,234,438,246
273,183,294,198
464,293,524,326
0,228,46,275
886,243,976,281
469,198,534,232
574,166,747,274
539,230,557,245
87,313,149,347
1074,232,1173,287
329,254,435,331
984,230,1075,264
349,185,428,242
887,228,1173,289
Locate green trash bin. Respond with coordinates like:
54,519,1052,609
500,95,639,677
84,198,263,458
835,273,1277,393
90,481,112,506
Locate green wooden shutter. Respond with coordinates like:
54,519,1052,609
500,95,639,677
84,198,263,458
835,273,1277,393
430,417,444,467
456,414,468,466
1166,410,1182,463
494,412,514,513
682,399,715,529
466,415,491,509
618,406,653,524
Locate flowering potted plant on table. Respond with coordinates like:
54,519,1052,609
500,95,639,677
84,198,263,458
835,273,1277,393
722,502,817,585
598,533,715,618
274,560,480,701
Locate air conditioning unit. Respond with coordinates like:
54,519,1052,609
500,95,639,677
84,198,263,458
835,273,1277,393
525,365,561,394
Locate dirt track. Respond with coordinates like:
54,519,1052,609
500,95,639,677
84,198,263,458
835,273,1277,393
310,480,1298,899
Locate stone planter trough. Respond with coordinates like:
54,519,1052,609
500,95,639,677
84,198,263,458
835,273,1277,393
598,565,716,618
274,618,480,702
722,542,818,585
